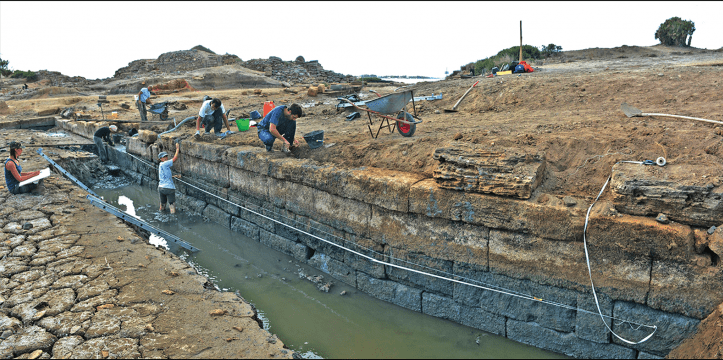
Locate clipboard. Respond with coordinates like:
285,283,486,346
18,168,50,187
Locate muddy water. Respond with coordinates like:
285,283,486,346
94,184,565,359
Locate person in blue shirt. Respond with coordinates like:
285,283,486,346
257,104,303,152
158,143,180,214
4,141,42,195
195,98,233,137
136,86,153,122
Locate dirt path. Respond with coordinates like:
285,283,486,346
0,135,293,358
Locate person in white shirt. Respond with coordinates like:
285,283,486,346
195,98,232,137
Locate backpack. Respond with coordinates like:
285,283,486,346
514,64,526,73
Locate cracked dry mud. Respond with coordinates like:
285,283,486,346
0,170,293,358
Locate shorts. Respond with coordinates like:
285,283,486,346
159,187,176,205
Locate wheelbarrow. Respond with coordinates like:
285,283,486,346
148,101,170,121
339,90,422,138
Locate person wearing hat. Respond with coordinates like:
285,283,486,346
94,125,117,163
136,85,153,122
158,143,180,214
4,141,42,194
257,103,303,152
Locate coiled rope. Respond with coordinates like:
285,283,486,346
124,151,659,343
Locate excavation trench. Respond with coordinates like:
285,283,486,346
50,116,722,359
60,158,562,359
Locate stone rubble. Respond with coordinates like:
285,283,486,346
0,158,293,358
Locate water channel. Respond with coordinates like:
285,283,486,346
94,183,565,359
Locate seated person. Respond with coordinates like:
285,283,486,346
4,141,42,194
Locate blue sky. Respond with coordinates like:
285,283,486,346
1,1,721,80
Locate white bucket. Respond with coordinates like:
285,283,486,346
134,95,139,101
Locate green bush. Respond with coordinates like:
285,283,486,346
655,17,695,47
541,43,563,57
474,45,542,74
11,70,37,81
358,76,383,82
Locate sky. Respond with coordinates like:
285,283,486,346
1,1,722,80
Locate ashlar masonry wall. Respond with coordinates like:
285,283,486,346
55,118,723,359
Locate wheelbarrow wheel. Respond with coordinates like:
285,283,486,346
160,111,169,121
396,111,416,137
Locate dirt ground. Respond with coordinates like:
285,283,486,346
4,45,723,208
2,44,723,357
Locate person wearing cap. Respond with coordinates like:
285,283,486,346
93,125,117,163
158,143,180,214
257,104,302,152
136,86,153,122
195,98,233,137
4,141,42,194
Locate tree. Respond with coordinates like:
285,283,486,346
0,57,11,77
541,44,562,57
655,17,695,47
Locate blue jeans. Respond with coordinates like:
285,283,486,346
257,121,296,151
202,108,223,134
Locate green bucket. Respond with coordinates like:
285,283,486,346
235,118,250,132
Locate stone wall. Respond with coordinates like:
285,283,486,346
241,57,356,85
55,117,723,358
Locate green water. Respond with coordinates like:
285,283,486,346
95,184,566,359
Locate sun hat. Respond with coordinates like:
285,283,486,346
9,141,23,150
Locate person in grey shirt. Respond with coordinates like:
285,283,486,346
158,143,180,214
136,86,153,122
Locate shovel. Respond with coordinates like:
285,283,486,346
445,80,479,113
621,103,723,126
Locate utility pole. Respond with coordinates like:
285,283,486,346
519,20,523,63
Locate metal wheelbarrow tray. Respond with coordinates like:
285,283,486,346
340,90,423,138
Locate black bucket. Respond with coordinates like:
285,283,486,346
303,130,324,149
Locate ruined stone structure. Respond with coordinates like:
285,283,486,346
240,57,355,85
54,118,722,358
113,50,241,79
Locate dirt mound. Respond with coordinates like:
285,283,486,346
149,79,197,94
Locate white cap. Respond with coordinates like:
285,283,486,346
109,125,118,132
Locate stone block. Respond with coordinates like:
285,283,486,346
506,319,637,359
229,166,269,202
307,253,356,287
176,193,206,215
453,268,577,333
408,179,584,242
432,144,546,199
586,209,695,263
237,201,277,233
357,272,422,312
611,162,723,227
259,229,309,262
647,261,723,319
181,156,229,189
307,87,318,96
612,301,700,356
126,137,151,158
179,140,230,163
202,204,231,228
294,215,350,262
576,292,613,344
225,146,271,175
421,292,505,336
230,216,260,241
313,189,370,237
385,246,454,296
369,207,488,265
138,130,158,144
